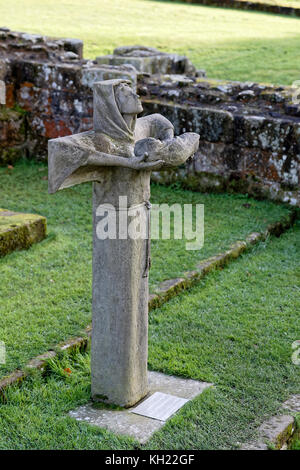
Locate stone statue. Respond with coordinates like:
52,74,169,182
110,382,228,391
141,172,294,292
48,79,199,407
49,80,198,193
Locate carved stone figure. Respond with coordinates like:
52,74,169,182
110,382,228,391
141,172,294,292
48,79,199,407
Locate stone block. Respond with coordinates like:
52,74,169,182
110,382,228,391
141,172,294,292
142,100,234,143
235,115,293,152
62,38,83,58
0,28,83,62
97,45,197,76
241,415,295,450
0,209,47,257
282,395,300,413
81,64,137,88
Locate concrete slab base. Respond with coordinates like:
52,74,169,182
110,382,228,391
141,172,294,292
69,371,212,444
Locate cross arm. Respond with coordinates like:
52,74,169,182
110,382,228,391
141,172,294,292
48,131,164,194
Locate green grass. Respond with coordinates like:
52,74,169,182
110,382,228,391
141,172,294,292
290,414,300,449
0,220,299,450
292,439,300,449
0,161,292,379
0,350,137,450
0,0,299,85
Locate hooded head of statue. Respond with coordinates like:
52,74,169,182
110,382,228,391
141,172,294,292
93,79,143,145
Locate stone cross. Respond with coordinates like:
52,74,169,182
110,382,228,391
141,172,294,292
48,79,199,407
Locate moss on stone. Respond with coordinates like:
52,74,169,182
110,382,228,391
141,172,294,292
0,209,47,257
195,78,231,88
274,419,295,449
289,415,300,450
0,106,26,166
0,107,22,121
0,147,25,166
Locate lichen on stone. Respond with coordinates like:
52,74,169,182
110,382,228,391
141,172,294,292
0,209,47,257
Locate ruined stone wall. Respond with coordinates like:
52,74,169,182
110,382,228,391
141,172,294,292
139,75,300,206
0,56,26,165
0,28,299,205
7,60,94,159
0,28,83,163
165,0,300,17
0,106,26,166
0,27,83,61
0,29,137,161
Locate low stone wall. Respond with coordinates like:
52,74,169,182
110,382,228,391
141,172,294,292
96,45,199,76
0,29,299,205
0,58,26,165
165,0,300,17
0,29,140,160
0,27,83,61
139,75,300,206
2,34,199,161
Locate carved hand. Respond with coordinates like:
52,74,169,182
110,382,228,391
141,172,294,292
126,154,164,170
134,132,199,167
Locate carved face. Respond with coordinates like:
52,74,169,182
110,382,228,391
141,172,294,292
115,83,143,115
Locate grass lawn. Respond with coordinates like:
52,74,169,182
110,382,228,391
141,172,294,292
0,161,293,379
291,415,300,449
0,0,299,85
0,219,299,450
290,413,300,450
292,439,300,449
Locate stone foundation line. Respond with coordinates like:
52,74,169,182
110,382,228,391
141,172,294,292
0,209,297,397
167,0,300,18
239,395,300,450
149,209,297,309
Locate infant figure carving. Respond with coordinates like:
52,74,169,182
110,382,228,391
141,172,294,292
48,79,199,407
